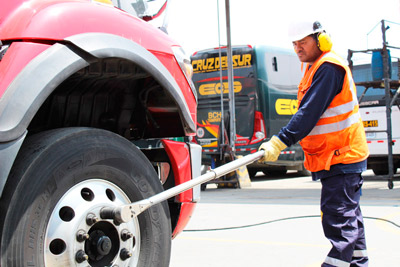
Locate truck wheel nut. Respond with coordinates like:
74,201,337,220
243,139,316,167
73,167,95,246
76,230,89,242
120,248,132,261
121,229,133,241
86,213,99,226
75,250,88,263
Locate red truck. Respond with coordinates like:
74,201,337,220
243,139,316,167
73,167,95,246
0,0,200,266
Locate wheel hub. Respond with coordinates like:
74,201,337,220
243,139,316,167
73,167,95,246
96,235,112,256
44,179,140,266
86,224,118,263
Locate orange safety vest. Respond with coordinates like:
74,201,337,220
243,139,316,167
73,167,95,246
298,51,369,172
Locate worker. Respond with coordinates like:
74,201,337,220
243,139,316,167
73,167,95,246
259,20,369,266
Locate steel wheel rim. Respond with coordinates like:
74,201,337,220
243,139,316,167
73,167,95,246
44,179,140,266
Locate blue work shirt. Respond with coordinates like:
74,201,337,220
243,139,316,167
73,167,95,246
277,62,367,180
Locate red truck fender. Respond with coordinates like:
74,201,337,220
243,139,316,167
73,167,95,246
0,33,196,195
0,33,195,143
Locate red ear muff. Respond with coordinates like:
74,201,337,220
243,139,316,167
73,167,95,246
318,32,332,52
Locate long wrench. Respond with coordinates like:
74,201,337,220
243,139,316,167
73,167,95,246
100,150,265,223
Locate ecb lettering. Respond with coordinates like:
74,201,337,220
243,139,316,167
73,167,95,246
275,99,298,115
192,54,252,73
199,81,242,96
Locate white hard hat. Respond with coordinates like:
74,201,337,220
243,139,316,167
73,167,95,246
288,20,325,42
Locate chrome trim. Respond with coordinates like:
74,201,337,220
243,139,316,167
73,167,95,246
189,142,202,202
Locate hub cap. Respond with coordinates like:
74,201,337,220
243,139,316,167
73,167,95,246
44,179,140,266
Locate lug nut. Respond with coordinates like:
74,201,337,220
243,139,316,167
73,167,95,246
76,230,89,242
75,250,88,263
86,213,99,226
120,248,132,261
121,229,133,241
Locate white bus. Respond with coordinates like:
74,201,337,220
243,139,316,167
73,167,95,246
353,61,399,175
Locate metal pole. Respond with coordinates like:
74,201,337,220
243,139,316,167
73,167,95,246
381,20,394,187
225,0,236,153
217,0,225,154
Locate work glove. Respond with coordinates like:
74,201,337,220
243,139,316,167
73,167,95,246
258,136,287,162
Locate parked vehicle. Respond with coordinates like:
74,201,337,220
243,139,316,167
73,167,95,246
191,45,307,178
0,0,199,266
353,60,400,175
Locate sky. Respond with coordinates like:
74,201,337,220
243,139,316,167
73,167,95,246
161,0,400,65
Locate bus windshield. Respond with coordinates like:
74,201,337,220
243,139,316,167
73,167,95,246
191,45,256,148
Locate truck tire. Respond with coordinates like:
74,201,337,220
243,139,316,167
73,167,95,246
0,128,171,267
247,168,258,178
372,163,398,175
263,168,287,176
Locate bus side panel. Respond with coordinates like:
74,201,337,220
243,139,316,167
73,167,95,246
192,45,307,171
353,62,400,171
254,46,304,163
360,106,400,155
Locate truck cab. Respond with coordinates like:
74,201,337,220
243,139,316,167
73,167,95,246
0,1,199,266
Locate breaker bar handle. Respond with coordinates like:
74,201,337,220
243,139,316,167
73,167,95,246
100,150,265,223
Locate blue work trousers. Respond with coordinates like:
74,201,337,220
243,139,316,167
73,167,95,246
320,173,368,267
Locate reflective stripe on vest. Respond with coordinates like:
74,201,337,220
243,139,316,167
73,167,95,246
320,101,356,119
308,112,361,136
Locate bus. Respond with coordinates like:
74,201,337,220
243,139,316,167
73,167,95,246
353,61,400,175
191,45,307,178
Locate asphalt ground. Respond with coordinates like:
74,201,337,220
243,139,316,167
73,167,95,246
170,170,400,267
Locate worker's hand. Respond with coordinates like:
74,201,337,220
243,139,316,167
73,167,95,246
258,136,287,162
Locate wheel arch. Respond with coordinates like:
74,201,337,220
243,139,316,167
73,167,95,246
0,33,195,196
0,33,195,143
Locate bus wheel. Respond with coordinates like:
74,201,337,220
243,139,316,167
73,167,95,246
263,168,287,176
372,164,397,175
388,180,394,189
247,168,258,178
